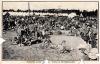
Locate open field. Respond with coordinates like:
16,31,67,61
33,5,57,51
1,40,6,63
2,30,90,61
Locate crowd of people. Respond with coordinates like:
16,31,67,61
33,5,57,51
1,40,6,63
3,12,98,48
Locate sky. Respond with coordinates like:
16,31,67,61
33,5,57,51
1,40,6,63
3,2,98,11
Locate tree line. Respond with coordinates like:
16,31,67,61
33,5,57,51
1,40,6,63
3,9,98,17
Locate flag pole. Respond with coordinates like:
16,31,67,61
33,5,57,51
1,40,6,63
28,2,30,16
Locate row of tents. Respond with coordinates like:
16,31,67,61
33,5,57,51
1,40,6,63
3,12,77,18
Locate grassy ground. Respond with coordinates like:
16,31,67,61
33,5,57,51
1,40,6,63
2,30,90,61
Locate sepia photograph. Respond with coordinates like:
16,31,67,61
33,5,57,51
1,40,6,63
2,1,99,61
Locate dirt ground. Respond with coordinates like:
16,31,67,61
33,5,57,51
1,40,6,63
2,30,90,61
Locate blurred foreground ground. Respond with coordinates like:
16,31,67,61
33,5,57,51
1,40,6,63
2,30,93,61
